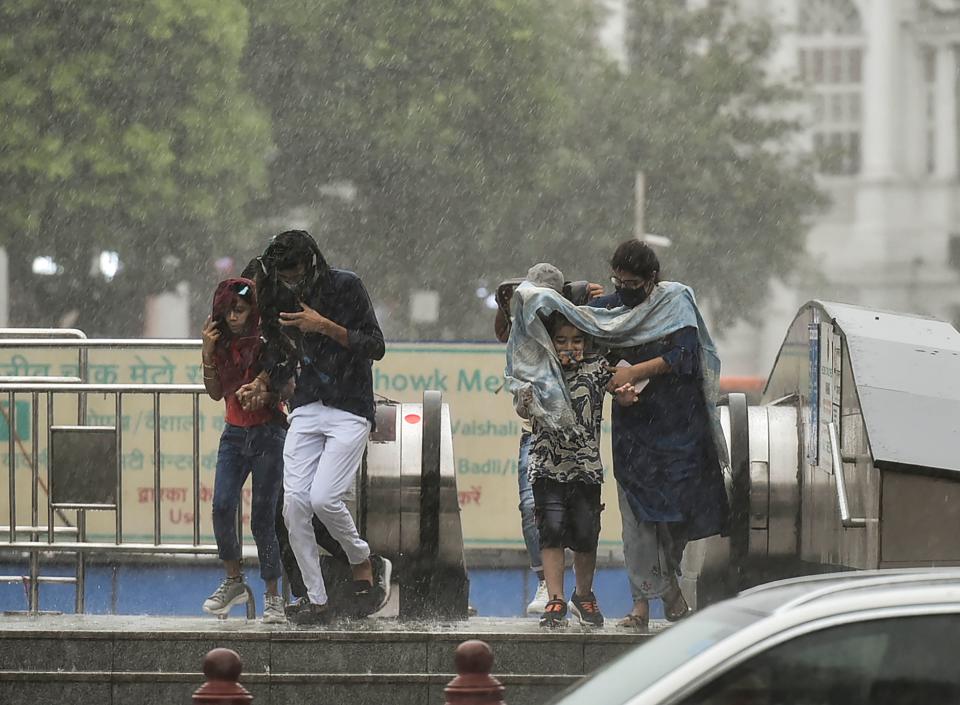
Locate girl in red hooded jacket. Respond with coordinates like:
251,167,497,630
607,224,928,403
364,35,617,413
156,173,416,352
200,278,287,623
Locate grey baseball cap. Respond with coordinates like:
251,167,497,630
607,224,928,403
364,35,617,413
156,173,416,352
526,263,564,293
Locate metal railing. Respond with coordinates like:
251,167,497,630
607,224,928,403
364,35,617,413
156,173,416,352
0,334,228,613
0,328,88,422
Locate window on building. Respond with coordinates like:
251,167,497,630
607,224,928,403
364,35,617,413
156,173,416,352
948,233,960,270
797,0,864,176
924,47,937,174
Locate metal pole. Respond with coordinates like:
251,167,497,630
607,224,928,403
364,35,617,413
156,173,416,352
828,421,866,528
153,392,161,546
31,392,38,531
30,391,39,611
192,393,201,546
29,550,39,612
7,391,15,543
78,348,88,423
75,509,86,613
46,392,54,545
420,391,442,561
115,394,123,544
634,170,645,240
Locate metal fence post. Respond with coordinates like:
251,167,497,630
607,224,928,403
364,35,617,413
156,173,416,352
444,640,505,705
192,648,253,704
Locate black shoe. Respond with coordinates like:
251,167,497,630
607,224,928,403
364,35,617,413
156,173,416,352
569,591,604,627
353,555,393,617
284,595,307,617
539,598,568,628
286,597,332,625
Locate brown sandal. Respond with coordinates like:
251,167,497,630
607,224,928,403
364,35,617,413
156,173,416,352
662,583,690,622
617,612,649,631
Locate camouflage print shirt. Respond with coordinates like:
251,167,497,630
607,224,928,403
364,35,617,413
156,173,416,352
528,357,612,485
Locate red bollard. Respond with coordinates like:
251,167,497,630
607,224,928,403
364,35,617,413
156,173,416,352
444,639,506,705
192,647,253,704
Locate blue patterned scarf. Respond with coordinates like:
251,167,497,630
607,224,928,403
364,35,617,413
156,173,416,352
504,280,729,468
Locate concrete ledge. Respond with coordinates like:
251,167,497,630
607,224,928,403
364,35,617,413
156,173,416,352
0,615,658,705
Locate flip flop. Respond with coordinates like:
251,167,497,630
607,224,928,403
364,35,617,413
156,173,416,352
617,613,649,631
663,584,690,622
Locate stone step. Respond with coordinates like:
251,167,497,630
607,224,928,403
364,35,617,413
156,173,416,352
0,671,578,705
0,615,656,705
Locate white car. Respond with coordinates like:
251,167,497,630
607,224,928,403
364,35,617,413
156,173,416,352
550,569,960,705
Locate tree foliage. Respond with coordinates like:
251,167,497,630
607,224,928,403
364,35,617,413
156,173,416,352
244,0,823,336
1,0,823,336
242,0,578,337
0,0,270,331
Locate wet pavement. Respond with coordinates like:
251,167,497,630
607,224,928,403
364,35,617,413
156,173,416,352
0,611,666,637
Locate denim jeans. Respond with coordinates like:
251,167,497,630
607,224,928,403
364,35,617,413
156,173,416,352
517,431,543,572
212,423,285,582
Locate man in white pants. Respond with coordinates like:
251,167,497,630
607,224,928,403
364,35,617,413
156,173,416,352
244,230,391,624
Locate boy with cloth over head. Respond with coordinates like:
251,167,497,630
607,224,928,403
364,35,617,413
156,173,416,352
514,307,632,628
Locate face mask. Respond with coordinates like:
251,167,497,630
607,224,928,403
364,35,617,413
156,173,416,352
280,278,304,298
618,286,649,307
278,269,315,303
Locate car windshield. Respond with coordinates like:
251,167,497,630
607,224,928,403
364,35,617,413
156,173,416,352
548,605,761,705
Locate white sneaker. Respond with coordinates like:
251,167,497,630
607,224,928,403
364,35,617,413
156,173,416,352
262,593,287,624
373,555,393,613
526,580,549,616
202,576,248,616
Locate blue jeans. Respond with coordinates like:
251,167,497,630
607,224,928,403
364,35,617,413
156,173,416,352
517,432,542,573
212,423,285,583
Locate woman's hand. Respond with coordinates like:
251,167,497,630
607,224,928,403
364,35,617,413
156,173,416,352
201,316,220,360
614,383,639,406
236,377,268,410
606,364,637,391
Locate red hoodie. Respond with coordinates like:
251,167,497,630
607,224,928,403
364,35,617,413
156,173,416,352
210,278,276,428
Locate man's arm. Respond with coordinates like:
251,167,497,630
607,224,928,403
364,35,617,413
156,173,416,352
342,278,386,360
279,279,385,360
605,328,699,391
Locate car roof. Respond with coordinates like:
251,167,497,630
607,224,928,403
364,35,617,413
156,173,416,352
731,568,960,616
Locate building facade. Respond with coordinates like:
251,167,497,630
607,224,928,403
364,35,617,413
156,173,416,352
717,0,960,376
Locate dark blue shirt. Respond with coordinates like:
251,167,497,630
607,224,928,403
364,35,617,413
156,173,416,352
589,291,727,539
275,269,385,422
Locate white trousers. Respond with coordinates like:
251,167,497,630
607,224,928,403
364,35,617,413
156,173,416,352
282,401,371,605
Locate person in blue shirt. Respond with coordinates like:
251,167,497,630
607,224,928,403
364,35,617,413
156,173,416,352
590,240,728,630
